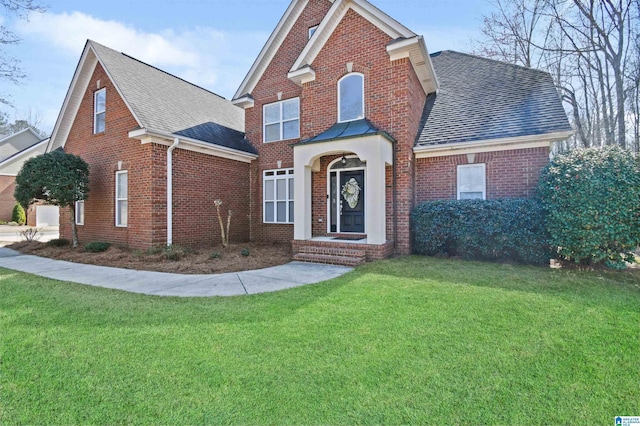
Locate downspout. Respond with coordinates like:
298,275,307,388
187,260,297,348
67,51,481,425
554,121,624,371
167,138,180,246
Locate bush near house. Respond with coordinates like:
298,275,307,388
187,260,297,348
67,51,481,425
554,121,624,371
412,199,550,265
11,204,26,226
539,146,640,268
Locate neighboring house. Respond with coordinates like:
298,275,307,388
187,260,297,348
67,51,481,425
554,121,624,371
0,129,55,224
49,0,572,264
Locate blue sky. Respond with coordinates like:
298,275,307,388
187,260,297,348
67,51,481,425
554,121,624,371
1,0,490,134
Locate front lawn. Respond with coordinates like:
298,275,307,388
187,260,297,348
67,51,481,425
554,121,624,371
1,257,638,424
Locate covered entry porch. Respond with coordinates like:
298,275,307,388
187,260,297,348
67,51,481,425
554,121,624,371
291,121,395,264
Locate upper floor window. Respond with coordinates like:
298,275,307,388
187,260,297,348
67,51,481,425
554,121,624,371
338,73,364,122
457,164,486,200
94,88,106,134
263,98,300,143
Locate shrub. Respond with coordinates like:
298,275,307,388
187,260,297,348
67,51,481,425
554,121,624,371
19,228,42,242
539,146,640,268
7,221,18,226
209,252,222,259
163,245,186,261
84,242,111,253
412,199,550,265
241,248,250,257
11,204,26,225
47,238,71,247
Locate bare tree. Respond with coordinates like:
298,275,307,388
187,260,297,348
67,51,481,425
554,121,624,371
473,0,639,151
1,0,47,105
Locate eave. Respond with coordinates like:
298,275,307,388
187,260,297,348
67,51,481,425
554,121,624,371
128,128,258,163
413,130,573,158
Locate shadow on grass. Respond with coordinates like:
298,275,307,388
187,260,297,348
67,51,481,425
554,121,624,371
356,255,640,307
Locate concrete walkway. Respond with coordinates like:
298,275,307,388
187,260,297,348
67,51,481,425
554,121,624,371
0,247,353,297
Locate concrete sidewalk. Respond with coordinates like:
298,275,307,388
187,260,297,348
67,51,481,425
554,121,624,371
0,247,353,297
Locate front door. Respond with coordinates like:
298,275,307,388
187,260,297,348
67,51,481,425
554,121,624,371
339,170,365,233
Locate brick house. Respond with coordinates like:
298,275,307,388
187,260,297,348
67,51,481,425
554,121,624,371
49,0,571,264
0,128,53,225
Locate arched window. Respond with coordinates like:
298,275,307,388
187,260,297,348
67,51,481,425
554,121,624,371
338,73,364,122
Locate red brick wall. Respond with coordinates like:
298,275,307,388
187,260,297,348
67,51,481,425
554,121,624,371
60,62,251,249
415,147,550,202
171,149,251,248
245,3,427,254
300,9,426,254
0,175,16,222
246,0,333,243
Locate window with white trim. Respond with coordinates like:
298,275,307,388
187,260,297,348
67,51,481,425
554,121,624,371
75,200,85,225
457,164,486,200
263,98,300,143
308,25,318,39
338,73,364,122
263,169,294,224
115,171,128,227
94,88,106,134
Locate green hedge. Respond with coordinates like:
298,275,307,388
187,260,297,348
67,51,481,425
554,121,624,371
539,146,640,268
412,199,550,265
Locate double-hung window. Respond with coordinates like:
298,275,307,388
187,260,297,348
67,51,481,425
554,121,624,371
75,200,85,225
94,88,106,134
263,98,300,143
338,73,364,122
263,169,294,224
457,164,486,200
115,171,128,227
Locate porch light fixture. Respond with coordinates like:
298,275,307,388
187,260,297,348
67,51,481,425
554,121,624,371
341,155,347,165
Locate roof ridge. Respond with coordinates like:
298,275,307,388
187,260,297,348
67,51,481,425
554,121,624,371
120,52,228,101
431,50,550,75
88,39,228,101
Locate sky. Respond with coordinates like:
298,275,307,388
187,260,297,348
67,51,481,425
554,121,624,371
0,0,492,134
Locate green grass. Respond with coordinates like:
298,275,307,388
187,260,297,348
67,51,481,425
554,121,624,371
1,257,638,424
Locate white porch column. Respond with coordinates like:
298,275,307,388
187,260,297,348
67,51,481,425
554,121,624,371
293,151,313,240
365,147,387,244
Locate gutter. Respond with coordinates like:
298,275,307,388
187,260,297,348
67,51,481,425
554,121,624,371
128,127,258,163
167,138,180,246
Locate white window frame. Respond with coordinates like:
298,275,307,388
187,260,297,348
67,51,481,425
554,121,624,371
263,98,300,143
308,25,318,39
75,200,85,225
338,73,365,123
94,88,106,134
115,170,128,227
457,163,486,200
263,168,294,224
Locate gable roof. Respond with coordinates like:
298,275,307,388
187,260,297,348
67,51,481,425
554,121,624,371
49,40,255,156
0,127,44,162
415,51,572,150
233,0,313,100
233,0,438,101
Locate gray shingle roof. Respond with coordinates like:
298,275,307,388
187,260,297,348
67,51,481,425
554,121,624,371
89,41,255,154
416,51,572,147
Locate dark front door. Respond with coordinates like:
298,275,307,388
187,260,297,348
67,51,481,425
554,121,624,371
340,170,365,233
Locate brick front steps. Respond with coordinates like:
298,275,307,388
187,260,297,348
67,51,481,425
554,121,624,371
292,239,395,266
293,246,367,267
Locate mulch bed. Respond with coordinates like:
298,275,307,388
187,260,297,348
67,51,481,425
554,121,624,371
7,241,292,274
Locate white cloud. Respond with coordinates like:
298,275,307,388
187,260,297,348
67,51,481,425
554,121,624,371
15,11,268,99
17,11,199,67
